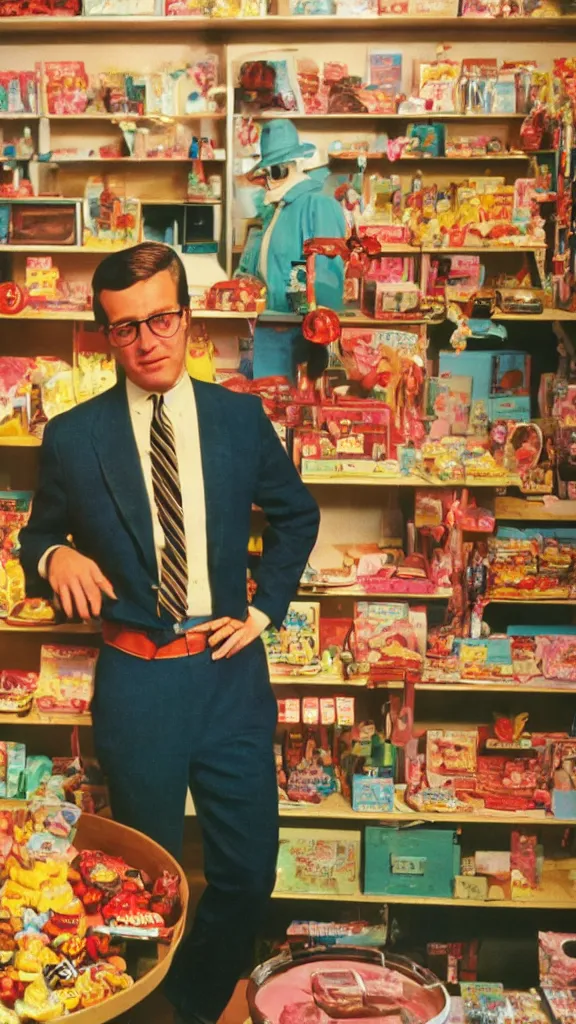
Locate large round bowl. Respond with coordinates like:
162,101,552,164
247,947,450,1024
47,813,189,1024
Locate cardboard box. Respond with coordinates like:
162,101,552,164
352,775,395,813
487,395,531,423
364,827,460,898
276,828,361,896
454,875,488,901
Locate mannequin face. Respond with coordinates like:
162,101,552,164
262,161,299,192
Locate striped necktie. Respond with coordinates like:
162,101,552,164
150,394,189,622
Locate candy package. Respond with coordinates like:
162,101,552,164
0,671,38,715
0,492,32,619
36,647,98,716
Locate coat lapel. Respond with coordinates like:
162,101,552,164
91,379,157,582
192,378,228,563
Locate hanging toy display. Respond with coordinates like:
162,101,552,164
301,238,349,346
0,282,27,317
447,302,472,352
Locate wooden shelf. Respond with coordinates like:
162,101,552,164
0,15,574,36
252,112,528,121
0,436,41,446
422,244,546,253
0,244,133,253
0,710,91,726
494,309,576,320
271,674,576,694
494,496,576,520
50,157,201,164
271,672,370,687
44,112,225,120
302,473,520,488
277,793,575,826
272,890,575,908
0,621,100,634
297,587,452,600
486,597,576,605
0,308,252,321
331,153,530,162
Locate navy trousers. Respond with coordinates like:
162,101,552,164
91,638,279,1022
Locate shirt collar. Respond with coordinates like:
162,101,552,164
126,372,192,415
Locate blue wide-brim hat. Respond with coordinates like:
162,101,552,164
253,118,316,170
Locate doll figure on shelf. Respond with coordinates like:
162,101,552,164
334,183,363,236
237,119,346,381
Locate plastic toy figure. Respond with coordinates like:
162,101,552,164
237,119,346,380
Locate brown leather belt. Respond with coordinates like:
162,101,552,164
102,621,207,660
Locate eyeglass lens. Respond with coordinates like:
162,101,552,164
108,309,183,347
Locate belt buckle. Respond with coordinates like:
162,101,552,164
185,630,199,656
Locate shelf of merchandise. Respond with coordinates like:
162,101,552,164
252,112,528,121
0,621,100,634
0,307,572,324
1,15,575,36
297,587,452,599
0,309,254,322
276,793,574,826
301,473,521,488
330,153,531,162
421,244,547,253
43,113,226,121
48,157,211,163
271,674,576,694
0,710,91,726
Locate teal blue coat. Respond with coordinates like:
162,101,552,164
238,177,346,313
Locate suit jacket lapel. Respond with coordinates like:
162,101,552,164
193,378,228,563
91,379,157,582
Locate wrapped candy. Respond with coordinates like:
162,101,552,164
15,975,64,1021
150,871,181,926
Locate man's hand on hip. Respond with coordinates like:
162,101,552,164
47,548,117,620
191,607,270,660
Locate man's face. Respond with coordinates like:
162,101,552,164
99,268,188,393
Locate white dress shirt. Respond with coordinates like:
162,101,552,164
126,374,212,617
39,374,269,631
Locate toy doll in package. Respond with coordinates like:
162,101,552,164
36,646,98,715
0,491,32,619
43,62,89,116
353,601,423,674
83,178,141,249
263,602,320,671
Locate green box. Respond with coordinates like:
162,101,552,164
364,827,460,898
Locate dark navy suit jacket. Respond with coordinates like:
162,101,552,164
19,376,319,632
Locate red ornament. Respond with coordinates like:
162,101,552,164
302,307,341,346
0,282,26,316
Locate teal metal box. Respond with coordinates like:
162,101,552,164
364,827,461,898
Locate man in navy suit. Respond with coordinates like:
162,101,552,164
19,242,319,1024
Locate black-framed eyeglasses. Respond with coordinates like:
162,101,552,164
106,308,186,348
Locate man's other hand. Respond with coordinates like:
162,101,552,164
48,548,117,620
191,607,269,660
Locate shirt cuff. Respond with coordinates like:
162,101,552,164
248,605,271,634
38,545,65,580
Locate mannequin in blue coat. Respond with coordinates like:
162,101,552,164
237,119,346,380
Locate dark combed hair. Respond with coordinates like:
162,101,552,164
91,242,190,326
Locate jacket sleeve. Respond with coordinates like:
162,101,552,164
18,418,73,598
308,193,346,311
251,403,320,629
